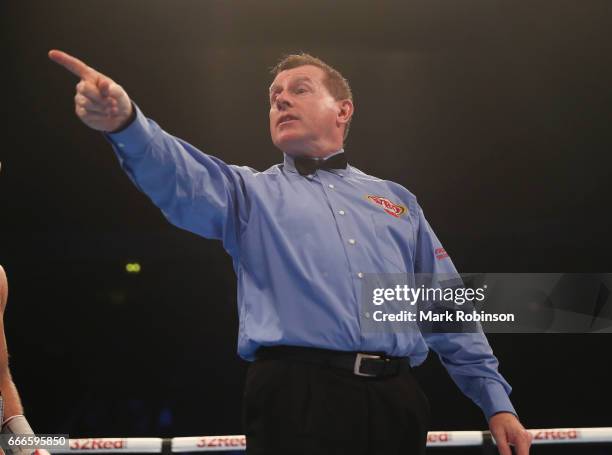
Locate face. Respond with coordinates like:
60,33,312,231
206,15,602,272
269,65,350,157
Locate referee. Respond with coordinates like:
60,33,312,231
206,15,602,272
49,50,532,455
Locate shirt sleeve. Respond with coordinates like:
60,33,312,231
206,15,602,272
104,104,251,259
414,205,517,421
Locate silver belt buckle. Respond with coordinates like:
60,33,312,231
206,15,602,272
354,353,382,377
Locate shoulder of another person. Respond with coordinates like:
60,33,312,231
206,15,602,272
0,265,7,311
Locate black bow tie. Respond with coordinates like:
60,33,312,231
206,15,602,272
294,153,348,176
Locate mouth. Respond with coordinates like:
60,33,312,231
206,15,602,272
277,114,299,126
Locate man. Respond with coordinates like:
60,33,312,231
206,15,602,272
49,49,532,454
0,265,37,454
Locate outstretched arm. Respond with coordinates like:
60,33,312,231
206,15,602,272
48,50,252,257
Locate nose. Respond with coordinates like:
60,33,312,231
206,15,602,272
275,91,292,111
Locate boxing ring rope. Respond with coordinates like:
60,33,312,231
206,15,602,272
51,427,612,453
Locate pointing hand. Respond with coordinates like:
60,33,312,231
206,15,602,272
49,50,134,132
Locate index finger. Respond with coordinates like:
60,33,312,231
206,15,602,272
48,49,97,80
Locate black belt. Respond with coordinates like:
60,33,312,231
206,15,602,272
255,345,410,378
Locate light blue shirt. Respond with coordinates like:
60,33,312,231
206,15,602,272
106,105,516,420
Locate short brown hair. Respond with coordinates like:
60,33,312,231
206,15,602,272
271,53,353,140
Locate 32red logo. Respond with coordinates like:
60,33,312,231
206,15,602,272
367,195,407,218
435,248,449,260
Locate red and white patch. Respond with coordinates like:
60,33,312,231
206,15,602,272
367,195,407,218
435,248,449,260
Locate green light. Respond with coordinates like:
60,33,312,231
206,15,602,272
125,262,141,273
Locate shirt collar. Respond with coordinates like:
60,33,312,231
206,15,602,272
282,148,350,176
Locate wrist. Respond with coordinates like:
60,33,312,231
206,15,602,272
107,101,136,134
0,415,33,434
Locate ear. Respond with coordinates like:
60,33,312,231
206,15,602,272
336,99,354,127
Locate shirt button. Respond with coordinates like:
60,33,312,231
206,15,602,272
348,239,356,245
328,184,335,189
357,272,364,279
338,210,345,216
118,143,125,148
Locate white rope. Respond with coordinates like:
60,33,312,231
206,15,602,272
426,431,482,447
172,436,246,452
51,427,612,453
58,438,162,453
526,428,612,444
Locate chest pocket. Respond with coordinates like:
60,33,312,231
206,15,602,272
371,213,415,273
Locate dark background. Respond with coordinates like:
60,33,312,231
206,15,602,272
1,0,611,445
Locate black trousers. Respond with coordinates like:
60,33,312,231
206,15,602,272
243,355,430,455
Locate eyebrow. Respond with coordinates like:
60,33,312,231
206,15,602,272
269,76,314,95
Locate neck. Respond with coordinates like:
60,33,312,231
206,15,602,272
285,148,344,160
289,147,343,159
281,139,344,159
